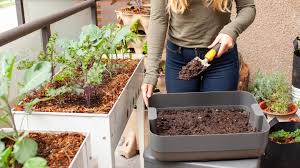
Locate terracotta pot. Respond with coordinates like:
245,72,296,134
259,101,298,116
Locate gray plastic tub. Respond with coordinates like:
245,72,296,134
144,147,260,168
148,91,270,161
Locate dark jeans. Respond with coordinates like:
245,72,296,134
165,40,239,93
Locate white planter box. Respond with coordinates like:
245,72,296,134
14,56,144,168
0,129,91,168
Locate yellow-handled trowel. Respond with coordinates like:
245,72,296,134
179,43,221,80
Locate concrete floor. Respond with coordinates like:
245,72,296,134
115,144,140,168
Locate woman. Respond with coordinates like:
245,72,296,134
142,0,256,106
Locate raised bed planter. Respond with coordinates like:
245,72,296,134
1,129,91,168
13,55,144,168
148,91,270,161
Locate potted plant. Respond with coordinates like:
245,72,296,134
250,71,298,115
114,0,150,35
0,53,91,168
129,19,147,54
13,24,144,168
260,121,300,168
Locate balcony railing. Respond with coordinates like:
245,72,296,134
0,0,96,51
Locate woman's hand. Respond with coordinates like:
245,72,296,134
141,83,154,107
208,33,235,58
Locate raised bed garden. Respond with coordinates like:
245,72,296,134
1,130,91,168
12,24,144,168
0,53,91,168
15,59,139,114
148,91,270,161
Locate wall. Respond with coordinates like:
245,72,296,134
99,0,300,81
237,0,300,81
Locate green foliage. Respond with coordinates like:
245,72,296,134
130,19,140,34
17,33,59,80
0,53,16,98
17,59,35,70
142,41,148,55
19,61,52,96
250,71,291,113
270,129,300,144
23,157,48,168
0,147,12,168
0,53,49,167
12,137,38,164
87,62,105,85
37,24,134,105
296,101,300,107
269,129,290,139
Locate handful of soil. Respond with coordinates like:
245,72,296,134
156,107,255,136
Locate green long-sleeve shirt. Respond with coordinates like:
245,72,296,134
143,0,256,86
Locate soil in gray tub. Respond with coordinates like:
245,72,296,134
156,107,256,135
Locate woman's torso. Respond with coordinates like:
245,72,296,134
167,0,232,48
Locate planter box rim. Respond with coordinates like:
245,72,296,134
0,128,91,168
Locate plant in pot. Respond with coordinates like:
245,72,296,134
13,24,144,168
250,71,298,115
114,0,150,35
0,53,91,168
260,121,300,168
129,19,146,54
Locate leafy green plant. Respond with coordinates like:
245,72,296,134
130,19,140,34
142,41,148,55
24,24,135,107
296,101,300,107
269,129,300,144
17,33,59,81
0,53,51,167
249,71,291,113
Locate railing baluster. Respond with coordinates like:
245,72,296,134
41,25,51,52
15,0,25,25
91,1,97,25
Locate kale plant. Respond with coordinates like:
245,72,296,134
24,24,135,107
17,33,59,81
0,53,52,167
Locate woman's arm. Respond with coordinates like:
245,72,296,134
209,0,256,56
220,0,256,41
143,0,169,86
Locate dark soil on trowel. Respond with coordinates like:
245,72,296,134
178,59,206,80
121,6,150,15
4,132,85,168
15,59,139,114
156,107,255,136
